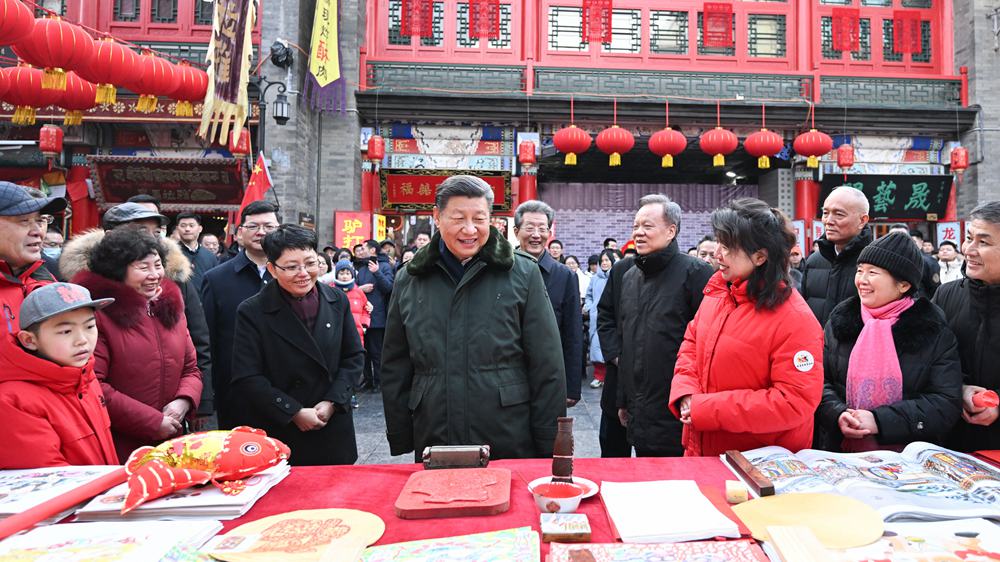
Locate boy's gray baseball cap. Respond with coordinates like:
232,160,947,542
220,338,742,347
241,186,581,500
20,283,114,329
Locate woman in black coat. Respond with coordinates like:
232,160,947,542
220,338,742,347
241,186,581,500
815,233,962,452
231,225,365,465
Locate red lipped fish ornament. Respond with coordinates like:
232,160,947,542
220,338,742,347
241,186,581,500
122,426,290,514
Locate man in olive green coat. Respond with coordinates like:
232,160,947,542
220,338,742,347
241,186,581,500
381,175,567,460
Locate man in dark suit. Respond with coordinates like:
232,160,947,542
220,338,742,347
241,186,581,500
201,201,277,428
231,225,364,465
355,238,394,392
514,200,583,406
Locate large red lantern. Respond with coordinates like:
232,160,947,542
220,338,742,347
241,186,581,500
78,37,140,105
2,65,63,125
12,16,95,91
699,102,738,167
950,146,969,181
367,135,385,161
229,128,251,157
744,130,783,169
837,143,855,170
126,52,178,113
171,62,208,117
58,71,97,126
518,140,536,165
39,124,63,169
793,129,833,168
0,66,8,100
648,128,686,168
0,0,35,46
554,126,591,165
595,98,634,167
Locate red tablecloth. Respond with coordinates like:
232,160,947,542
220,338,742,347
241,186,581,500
221,456,749,558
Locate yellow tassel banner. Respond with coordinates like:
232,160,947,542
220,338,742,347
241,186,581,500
96,84,116,105
662,154,673,168
63,111,83,126
41,68,67,91
137,94,157,113
12,106,36,126
713,154,725,167
758,156,771,169
807,156,819,168
564,153,577,165
175,101,194,117
609,152,621,167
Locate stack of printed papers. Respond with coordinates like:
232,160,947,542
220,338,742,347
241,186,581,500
75,462,289,521
0,520,222,561
601,480,741,543
0,465,121,524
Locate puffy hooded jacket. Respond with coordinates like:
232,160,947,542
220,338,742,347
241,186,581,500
0,260,55,340
669,271,824,457
0,338,118,468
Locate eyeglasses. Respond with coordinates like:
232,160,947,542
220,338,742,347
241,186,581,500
272,260,321,273
15,215,54,229
241,223,279,233
520,225,550,235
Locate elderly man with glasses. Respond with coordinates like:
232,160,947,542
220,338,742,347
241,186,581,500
0,181,66,339
230,224,365,465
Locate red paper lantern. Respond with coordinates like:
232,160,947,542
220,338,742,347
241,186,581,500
171,62,208,117
951,146,969,176
699,127,738,167
744,129,784,169
837,143,855,170
518,140,536,165
58,71,97,126
78,37,140,105
39,124,63,169
0,0,35,46
648,128,686,168
367,135,386,161
126,52,178,113
597,125,634,167
2,65,62,125
12,16,95,91
553,125,591,166
793,128,833,168
229,128,251,156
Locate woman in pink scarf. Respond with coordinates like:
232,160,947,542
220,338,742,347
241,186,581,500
815,232,962,452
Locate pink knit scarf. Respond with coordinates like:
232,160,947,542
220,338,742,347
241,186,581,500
846,296,914,411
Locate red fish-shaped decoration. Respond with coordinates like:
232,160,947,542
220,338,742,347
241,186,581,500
122,426,290,514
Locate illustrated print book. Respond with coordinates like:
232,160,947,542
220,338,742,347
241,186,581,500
731,442,1000,522
0,465,120,521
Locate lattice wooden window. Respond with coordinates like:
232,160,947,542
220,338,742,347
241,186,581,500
388,0,445,46
601,9,642,53
912,20,931,62
33,0,66,16
748,14,786,57
902,0,932,7
650,11,688,54
457,3,513,49
548,6,590,51
151,0,178,23
195,0,214,25
881,19,929,62
819,0,851,5
861,0,891,7
113,0,140,21
697,12,736,56
822,16,870,60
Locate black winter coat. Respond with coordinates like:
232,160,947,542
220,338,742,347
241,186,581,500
356,253,394,329
933,278,1000,451
613,241,713,455
230,282,364,465
801,229,873,326
537,251,583,401
815,296,962,451
596,256,635,414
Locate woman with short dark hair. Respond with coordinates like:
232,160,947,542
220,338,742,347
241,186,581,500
230,225,365,465
669,198,824,456
73,226,202,461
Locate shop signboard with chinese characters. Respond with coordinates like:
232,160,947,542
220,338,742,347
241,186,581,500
791,220,807,254
936,222,961,246
88,156,248,212
374,214,387,240
379,170,512,211
819,175,952,221
333,212,373,250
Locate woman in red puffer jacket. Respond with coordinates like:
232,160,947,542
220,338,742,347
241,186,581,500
669,199,823,457
327,260,371,346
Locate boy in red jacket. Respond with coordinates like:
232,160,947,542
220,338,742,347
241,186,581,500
332,260,371,409
0,282,119,468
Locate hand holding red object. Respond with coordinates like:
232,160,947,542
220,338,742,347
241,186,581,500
973,390,1000,409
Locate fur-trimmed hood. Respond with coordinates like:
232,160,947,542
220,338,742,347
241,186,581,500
72,269,185,330
59,229,193,284
828,295,947,354
406,226,515,277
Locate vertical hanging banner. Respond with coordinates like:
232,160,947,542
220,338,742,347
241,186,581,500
581,0,612,44
401,0,436,38
893,10,922,54
831,7,860,52
199,0,257,145
702,2,734,48
469,0,501,40
304,0,345,113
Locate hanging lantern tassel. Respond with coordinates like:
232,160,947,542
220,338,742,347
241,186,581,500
42,68,67,91
757,156,770,169
609,152,621,167
175,100,193,117
662,154,673,168
96,83,116,104
565,152,577,166
137,94,157,113
13,106,36,126
63,110,83,126
807,155,819,168
713,154,725,167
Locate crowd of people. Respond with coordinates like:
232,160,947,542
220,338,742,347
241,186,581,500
0,176,996,470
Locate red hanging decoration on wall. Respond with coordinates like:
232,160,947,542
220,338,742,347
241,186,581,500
581,0,612,44
229,128,251,157
647,101,686,168
469,0,501,40
893,10,922,55
702,2,733,48
831,8,860,52
553,97,592,165
950,146,969,182
792,105,833,168
743,104,783,169
367,135,386,161
39,124,63,170
11,16,95,91
58,72,97,126
837,143,855,170
596,99,634,167
698,102,737,167
518,140,537,165
171,62,209,117
3,65,63,126
77,38,141,105
400,0,436,38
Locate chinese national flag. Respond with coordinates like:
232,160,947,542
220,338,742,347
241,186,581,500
239,153,273,218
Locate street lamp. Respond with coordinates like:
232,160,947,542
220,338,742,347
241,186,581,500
253,75,289,154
